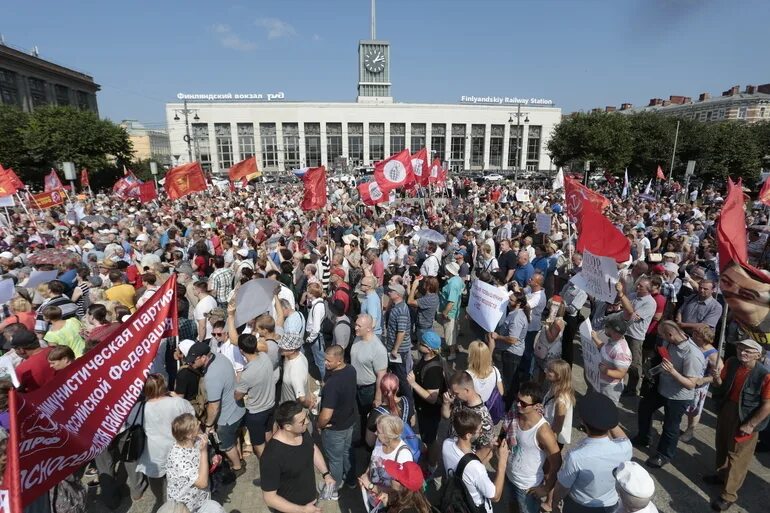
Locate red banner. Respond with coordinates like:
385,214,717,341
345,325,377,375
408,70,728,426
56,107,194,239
80,168,90,189
29,189,65,209
358,180,388,206
165,162,208,200
759,177,770,207
137,182,158,202
428,158,446,185
3,276,177,507
300,166,327,211
564,176,611,224
228,156,260,183
411,148,428,187
373,149,414,193
44,169,63,192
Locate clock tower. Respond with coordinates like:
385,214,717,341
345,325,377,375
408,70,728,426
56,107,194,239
357,0,392,103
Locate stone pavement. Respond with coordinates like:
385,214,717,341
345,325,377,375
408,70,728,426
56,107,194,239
86,319,769,513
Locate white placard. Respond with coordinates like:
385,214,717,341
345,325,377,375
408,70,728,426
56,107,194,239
24,270,59,289
467,279,509,332
0,279,13,304
579,318,601,391
0,353,20,388
0,195,15,207
536,213,552,234
569,249,619,303
515,189,531,202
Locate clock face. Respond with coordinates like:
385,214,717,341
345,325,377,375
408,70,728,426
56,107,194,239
364,49,385,73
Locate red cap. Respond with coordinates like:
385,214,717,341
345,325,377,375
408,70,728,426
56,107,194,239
652,264,666,274
330,267,346,279
383,460,424,492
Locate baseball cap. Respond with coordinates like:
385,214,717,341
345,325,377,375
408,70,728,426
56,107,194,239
420,330,441,351
651,264,666,274
387,283,406,297
577,392,618,432
184,342,211,364
237,248,249,257
177,339,195,357
614,461,654,500
0,251,13,259
277,332,303,352
382,460,424,492
734,339,763,353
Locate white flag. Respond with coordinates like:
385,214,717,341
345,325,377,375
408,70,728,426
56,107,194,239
644,178,652,195
622,169,629,199
552,168,564,190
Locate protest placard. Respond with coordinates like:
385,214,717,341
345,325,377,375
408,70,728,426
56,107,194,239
515,189,531,202
569,249,619,303
579,318,602,391
467,279,509,332
24,270,59,289
0,279,14,304
536,213,552,234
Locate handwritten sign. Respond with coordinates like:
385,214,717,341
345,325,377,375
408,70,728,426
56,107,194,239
569,249,619,303
579,318,601,391
467,279,509,332
24,270,59,289
515,189,531,202
536,213,552,234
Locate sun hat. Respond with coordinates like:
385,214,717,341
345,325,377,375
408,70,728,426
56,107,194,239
277,332,303,351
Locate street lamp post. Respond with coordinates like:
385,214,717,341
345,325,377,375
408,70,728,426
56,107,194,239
150,161,159,188
173,99,199,163
508,104,529,184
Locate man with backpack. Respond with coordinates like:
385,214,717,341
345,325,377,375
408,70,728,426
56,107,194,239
442,409,509,513
442,371,495,462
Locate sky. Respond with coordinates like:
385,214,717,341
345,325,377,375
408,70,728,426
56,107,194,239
2,0,768,129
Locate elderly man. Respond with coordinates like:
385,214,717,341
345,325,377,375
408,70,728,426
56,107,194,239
359,275,382,336
513,251,535,288
676,279,723,332
708,339,770,511
616,278,657,398
350,314,388,437
385,283,412,398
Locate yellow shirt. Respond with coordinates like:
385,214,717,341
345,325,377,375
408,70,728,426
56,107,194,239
44,318,85,357
105,283,137,311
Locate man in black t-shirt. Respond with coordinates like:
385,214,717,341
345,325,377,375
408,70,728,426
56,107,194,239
497,239,518,283
173,339,205,418
407,331,446,447
317,345,358,494
261,401,334,513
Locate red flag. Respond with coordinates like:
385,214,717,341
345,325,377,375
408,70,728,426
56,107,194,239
576,203,630,263
44,169,63,192
759,177,770,207
656,165,666,180
80,168,90,189
164,162,208,200
227,156,260,182
300,166,327,211
358,180,388,206
427,158,446,185
6,276,177,506
374,149,414,193
0,168,20,197
410,148,429,187
564,176,611,224
137,182,158,202
0,165,24,191
29,189,65,209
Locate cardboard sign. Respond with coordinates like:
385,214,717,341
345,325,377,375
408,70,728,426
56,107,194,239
515,189,531,202
536,213,552,234
467,279,509,332
579,318,602,391
569,249,619,303
24,270,59,289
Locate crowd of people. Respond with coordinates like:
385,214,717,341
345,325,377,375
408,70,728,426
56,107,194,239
0,174,768,513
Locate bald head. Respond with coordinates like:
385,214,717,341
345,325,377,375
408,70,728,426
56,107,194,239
529,273,544,290
517,251,530,265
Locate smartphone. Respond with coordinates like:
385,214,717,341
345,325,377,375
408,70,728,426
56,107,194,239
497,428,507,445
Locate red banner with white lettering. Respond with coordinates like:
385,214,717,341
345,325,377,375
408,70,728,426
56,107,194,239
3,275,178,507
29,189,66,209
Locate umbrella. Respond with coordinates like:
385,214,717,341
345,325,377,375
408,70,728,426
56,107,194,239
81,215,114,224
414,228,447,244
27,248,82,267
233,279,278,327
393,216,416,226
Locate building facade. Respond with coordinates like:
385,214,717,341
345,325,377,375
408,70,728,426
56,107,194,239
0,41,99,114
120,120,172,165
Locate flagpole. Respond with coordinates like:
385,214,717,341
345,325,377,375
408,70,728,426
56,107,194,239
668,120,680,182
716,302,730,361
17,192,39,231
7,388,22,513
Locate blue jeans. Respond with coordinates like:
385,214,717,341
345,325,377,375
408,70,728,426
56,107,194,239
636,388,690,460
321,425,356,486
306,336,326,381
519,330,538,380
505,479,540,513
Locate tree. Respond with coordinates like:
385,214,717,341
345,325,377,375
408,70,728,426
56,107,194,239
698,122,761,183
0,105,31,171
547,112,633,172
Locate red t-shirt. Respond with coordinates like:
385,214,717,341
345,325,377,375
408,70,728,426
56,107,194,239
721,364,770,403
16,347,56,392
372,259,385,286
647,293,667,335
332,282,351,313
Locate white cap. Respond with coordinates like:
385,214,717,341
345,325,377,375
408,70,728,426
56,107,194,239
135,233,149,242
614,461,654,499
177,339,195,357
237,248,249,257
0,252,13,259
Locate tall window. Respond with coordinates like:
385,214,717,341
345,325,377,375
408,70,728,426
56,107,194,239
215,123,234,173
738,106,748,119
390,123,405,154
348,123,364,165
54,85,70,106
326,123,343,168
76,91,90,110
192,123,211,172
411,123,426,151
0,69,20,107
526,126,541,169
507,125,523,168
431,124,446,162
369,123,385,163
28,78,48,108
489,124,504,168
470,124,485,168
305,123,321,167
259,123,278,169
283,123,300,170
450,124,466,171
237,123,255,160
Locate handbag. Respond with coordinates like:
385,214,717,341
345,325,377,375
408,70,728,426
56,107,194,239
119,400,147,463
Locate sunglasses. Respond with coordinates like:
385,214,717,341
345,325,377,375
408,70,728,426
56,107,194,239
516,398,536,408
212,332,225,337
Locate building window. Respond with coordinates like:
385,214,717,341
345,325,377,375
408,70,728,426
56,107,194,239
450,124,466,171
237,123,255,160
215,123,234,172
54,85,70,106
738,106,748,119
305,123,321,167
431,124,446,162
718,109,725,119
28,77,48,108
259,123,278,169
76,91,90,110
470,124,485,168
411,123,426,151
326,123,343,169
0,69,20,107
192,123,212,172
761,107,766,118
282,123,300,170
526,126,542,168
489,124,504,168
390,123,405,154
369,123,385,163
507,125,523,168
348,123,364,166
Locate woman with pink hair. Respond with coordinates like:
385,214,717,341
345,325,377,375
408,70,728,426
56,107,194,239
365,373,414,447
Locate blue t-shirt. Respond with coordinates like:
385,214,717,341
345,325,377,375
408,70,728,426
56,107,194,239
557,436,633,507
440,276,464,319
513,263,535,287
361,291,383,335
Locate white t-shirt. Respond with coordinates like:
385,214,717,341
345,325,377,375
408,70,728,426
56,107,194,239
216,339,246,374
369,440,413,489
281,353,309,403
467,367,501,403
193,295,218,340
441,439,495,513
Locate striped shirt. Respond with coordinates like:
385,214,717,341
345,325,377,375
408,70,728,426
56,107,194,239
35,296,79,333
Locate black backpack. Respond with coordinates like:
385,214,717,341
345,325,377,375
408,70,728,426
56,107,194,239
336,285,361,319
440,453,485,513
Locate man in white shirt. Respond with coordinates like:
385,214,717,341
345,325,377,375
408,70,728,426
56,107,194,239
193,281,217,342
442,409,508,513
305,283,327,382
420,242,441,277
521,272,547,380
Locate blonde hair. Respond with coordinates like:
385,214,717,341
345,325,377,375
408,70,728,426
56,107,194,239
467,340,493,379
546,359,575,406
171,413,199,443
9,297,31,313
376,414,403,441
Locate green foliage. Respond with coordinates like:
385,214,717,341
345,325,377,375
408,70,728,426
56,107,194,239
548,112,632,171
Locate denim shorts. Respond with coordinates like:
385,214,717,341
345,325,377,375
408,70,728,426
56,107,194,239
216,415,244,451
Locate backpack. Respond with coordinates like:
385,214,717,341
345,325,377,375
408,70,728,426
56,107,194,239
336,285,361,318
440,453,485,513
485,384,505,425
373,405,422,462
